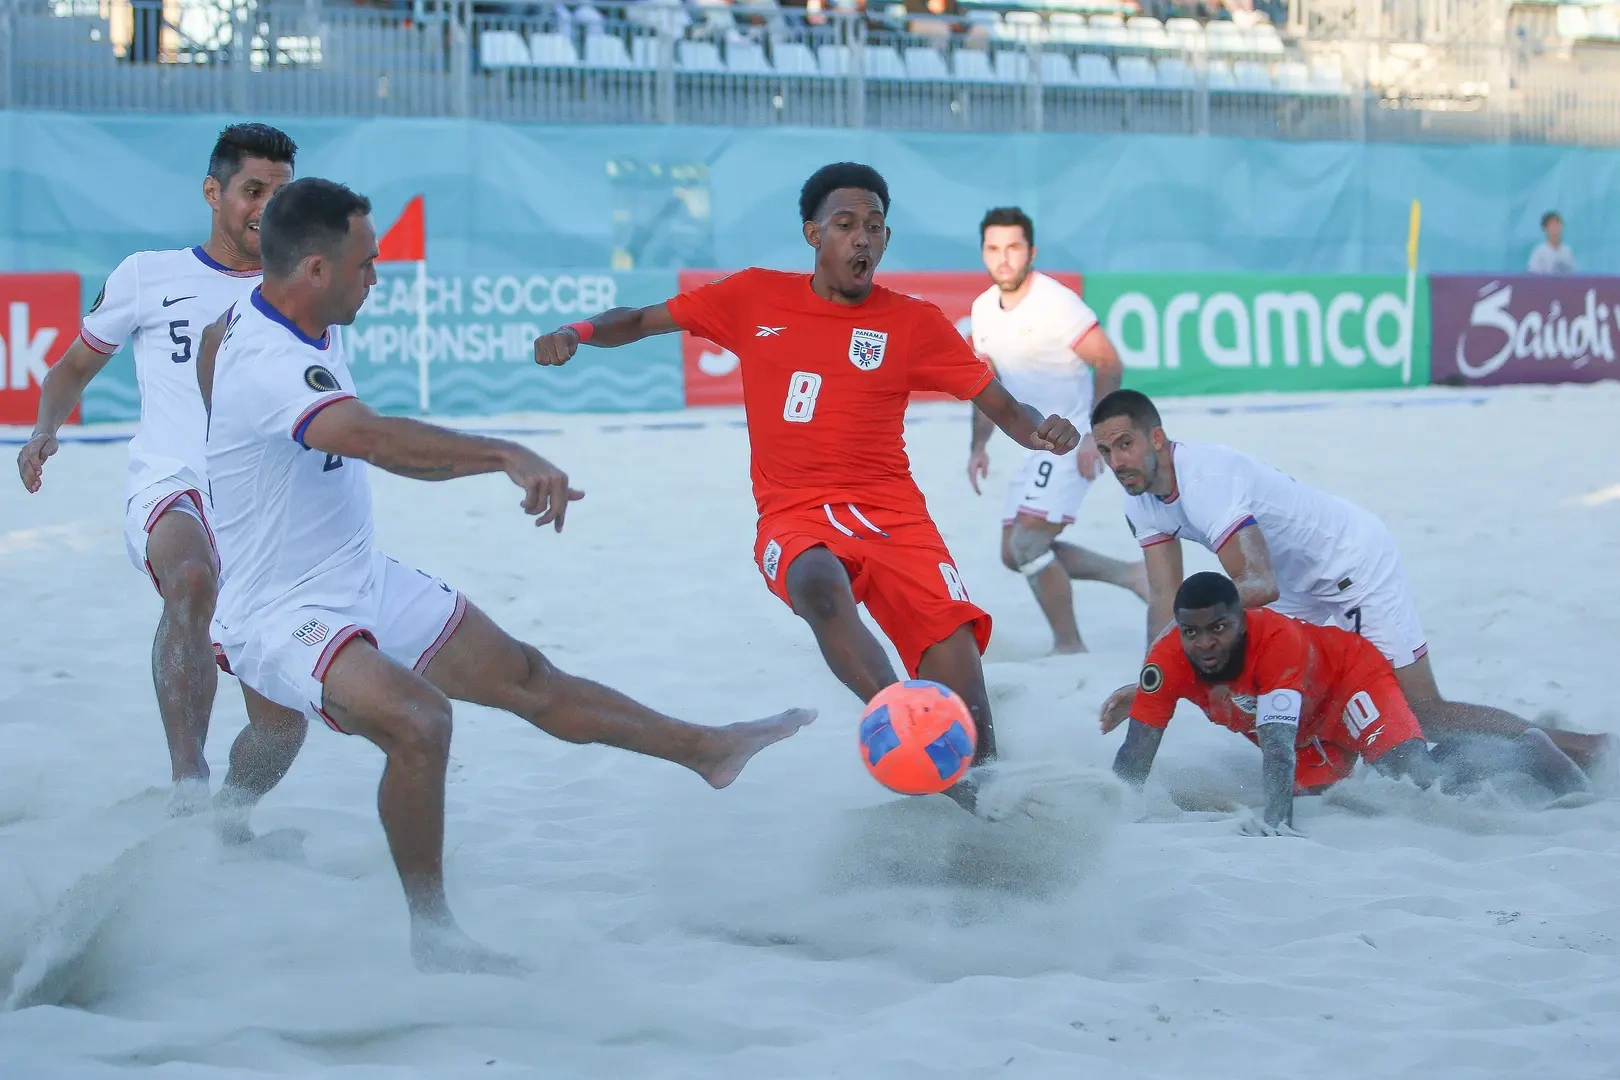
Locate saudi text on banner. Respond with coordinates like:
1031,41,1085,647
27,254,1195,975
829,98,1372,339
1082,274,1431,396
1429,275,1620,386
0,273,81,425
680,269,1083,407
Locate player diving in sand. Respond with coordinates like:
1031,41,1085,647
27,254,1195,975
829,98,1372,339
1105,573,1590,834
16,124,307,815
198,177,813,973
1089,389,1609,777
533,163,1082,810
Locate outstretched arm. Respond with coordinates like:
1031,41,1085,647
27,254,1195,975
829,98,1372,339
1216,524,1281,610
534,303,682,364
17,337,115,493
971,377,1081,455
1112,719,1166,788
967,403,997,495
301,399,584,530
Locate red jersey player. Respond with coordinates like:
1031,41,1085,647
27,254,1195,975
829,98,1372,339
1103,572,1588,834
533,162,1081,805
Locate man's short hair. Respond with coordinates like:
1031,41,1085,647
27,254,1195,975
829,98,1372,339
1542,210,1563,228
1091,388,1161,431
799,162,890,223
1174,572,1242,613
207,123,298,188
259,178,372,279
980,206,1035,246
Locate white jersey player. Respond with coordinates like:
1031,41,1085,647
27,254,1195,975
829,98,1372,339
966,208,1146,654
1089,388,1611,776
202,177,811,973
17,124,302,814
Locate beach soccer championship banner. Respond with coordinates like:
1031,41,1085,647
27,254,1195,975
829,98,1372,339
1428,274,1620,386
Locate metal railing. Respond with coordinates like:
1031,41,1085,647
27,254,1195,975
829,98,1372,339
5,0,1619,145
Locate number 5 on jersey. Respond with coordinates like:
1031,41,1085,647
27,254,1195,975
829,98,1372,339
783,371,823,423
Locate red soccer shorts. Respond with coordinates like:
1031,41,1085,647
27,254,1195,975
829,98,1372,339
753,502,992,678
1294,664,1426,792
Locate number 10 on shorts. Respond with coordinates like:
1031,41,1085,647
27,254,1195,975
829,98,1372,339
784,371,823,423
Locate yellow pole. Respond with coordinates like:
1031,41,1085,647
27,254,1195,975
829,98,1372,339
1402,199,1422,385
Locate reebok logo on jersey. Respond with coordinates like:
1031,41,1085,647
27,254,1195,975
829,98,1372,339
849,328,887,371
305,366,341,392
161,295,197,307
1363,725,1384,746
294,620,330,646
755,326,785,338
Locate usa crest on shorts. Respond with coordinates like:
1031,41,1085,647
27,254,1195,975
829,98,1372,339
849,328,887,371
295,619,330,646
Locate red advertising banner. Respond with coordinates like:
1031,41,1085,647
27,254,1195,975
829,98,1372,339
680,269,1084,406
0,272,81,425
1429,274,1620,387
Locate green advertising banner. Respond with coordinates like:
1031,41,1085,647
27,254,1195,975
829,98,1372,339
1083,274,1431,396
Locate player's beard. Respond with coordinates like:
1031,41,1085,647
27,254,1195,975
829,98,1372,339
996,265,1031,293
1192,632,1247,684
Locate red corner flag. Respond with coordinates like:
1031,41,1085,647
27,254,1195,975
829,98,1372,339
378,195,426,263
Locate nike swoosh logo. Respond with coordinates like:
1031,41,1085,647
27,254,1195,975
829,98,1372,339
161,295,196,307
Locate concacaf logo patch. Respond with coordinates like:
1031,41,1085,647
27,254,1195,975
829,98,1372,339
1138,663,1164,693
305,365,341,392
89,285,106,314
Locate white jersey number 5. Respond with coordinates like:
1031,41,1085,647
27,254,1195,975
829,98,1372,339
783,371,823,423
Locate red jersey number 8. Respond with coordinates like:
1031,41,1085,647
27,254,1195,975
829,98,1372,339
783,371,823,424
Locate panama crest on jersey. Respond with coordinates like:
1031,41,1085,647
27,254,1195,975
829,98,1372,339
849,328,887,371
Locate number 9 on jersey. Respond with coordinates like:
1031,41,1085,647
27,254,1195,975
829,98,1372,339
783,371,823,424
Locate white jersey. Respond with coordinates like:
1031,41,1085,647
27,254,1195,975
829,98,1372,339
80,247,261,501
1123,441,1397,607
207,287,371,629
970,272,1101,423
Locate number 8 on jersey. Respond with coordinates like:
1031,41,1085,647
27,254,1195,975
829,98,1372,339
783,371,823,423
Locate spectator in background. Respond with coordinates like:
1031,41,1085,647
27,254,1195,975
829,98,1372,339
1529,211,1577,275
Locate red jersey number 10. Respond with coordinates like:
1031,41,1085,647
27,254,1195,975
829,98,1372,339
783,371,823,423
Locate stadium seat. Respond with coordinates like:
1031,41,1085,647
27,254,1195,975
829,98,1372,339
725,41,772,74
1250,24,1286,56
1048,13,1091,45
632,35,671,69
967,10,1002,34
1165,17,1205,52
1088,14,1130,49
1232,59,1274,91
529,33,579,67
817,44,851,76
994,50,1030,83
582,34,637,70
1273,60,1310,92
678,40,725,73
1205,21,1244,56
953,48,998,82
1156,56,1193,88
772,42,819,76
1205,59,1237,90
1127,16,1172,51
998,11,1046,44
1309,60,1349,94
904,46,951,80
480,30,532,69
1116,54,1157,87
1073,52,1118,88
1040,51,1078,86
863,46,908,80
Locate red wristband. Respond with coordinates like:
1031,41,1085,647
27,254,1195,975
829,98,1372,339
565,321,595,344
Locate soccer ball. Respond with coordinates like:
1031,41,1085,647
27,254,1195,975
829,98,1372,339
858,679,978,795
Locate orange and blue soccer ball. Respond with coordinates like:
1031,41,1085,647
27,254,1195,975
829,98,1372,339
859,679,978,795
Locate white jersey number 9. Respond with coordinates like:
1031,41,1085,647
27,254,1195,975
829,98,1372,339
783,371,823,424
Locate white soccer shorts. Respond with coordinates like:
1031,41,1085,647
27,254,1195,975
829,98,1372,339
1000,447,1093,526
213,551,467,733
122,471,218,591
1268,541,1430,669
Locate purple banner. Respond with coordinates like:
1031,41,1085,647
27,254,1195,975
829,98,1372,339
1429,275,1620,386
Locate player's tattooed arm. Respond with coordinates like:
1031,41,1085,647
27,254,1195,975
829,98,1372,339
1112,720,1166,788
1215,524,1281,610
16,337,117,493
301,399,584,529
534,304,681,364
971,378,1082,455
1248,721,1299,835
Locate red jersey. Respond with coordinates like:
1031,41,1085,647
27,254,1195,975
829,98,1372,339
667,269,994,519
1131,608,1391,747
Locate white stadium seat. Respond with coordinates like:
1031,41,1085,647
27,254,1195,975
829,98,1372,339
904,46,951,80
677,40,725,73
1205,21,1245,56
863,46,908,80
994,50,1030,83
1116,54,1157,87
1310,60,1348,94
1040,51,1078,86
1233,59,1274,90
529,32,578,67
998,11,1046,44
1128,16,1172,51
725,41,771,74
1074,52,1118,87
1165,16,1206,52
1089,14,1130,48
583,34,636,69
1206,59,1237,89
772,42,819,76
480,30,531,69
1273,60,1310,92
817,44,850,76
1156,56,1193,88
1048,12,1091,45
953,48,997,82
1250,24,1287,56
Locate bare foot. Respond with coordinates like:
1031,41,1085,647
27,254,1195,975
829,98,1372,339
212,785,256,845
1545,729,1614,777
1051,640,1088,656
698,708,817,789
412,920,531,977
167,777,211,819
